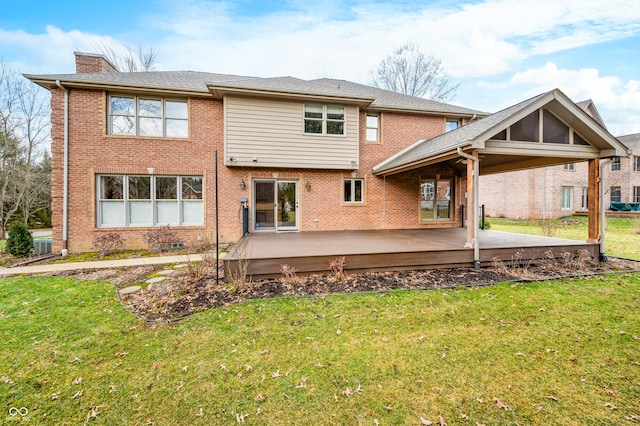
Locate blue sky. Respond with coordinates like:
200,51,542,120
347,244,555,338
2,0,640,135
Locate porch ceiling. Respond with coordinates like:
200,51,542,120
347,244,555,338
373,88,629,177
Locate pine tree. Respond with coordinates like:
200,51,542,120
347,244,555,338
6,222,34,257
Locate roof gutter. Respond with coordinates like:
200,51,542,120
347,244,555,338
55,80,69,255
457,147,480,269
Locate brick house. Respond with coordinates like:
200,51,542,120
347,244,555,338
25,52,627,254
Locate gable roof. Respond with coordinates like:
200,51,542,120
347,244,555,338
618,133,640,154
373,89,628,176
576,99,606,128
25,70,485,116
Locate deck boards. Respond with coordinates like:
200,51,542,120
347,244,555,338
224,229,599,278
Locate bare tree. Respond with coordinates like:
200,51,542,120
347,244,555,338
95,43,158,72
371,43,459,102
0,62,50,237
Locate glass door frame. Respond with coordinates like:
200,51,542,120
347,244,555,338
252,179,299,232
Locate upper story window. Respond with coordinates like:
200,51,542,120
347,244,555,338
634,156,640,172
366,113,379,142
109,95,188,138
304,105,345,135
564,163,575,170
611,157,621,171
610,186,621,203
446,119,460,132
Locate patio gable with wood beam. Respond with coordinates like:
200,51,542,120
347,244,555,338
373,89,629,266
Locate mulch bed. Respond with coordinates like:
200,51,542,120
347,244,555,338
51,255,640,322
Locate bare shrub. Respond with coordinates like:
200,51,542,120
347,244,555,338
143,225,178,252
329,256,347,282
491,256,509,275
185,251,218,280
227,237,252,293
280,264,298,285
560,249,596,271
92,232,125,256
540,220,560,237
492,250,531,278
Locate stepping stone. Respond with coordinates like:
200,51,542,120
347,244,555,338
120,286,141,295
145,276,166,284
157,269,174,275
173,264,188,269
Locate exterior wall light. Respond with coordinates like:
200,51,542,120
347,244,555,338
306,181,311,191
240,179,246,190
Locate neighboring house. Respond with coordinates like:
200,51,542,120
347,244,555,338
479,101,639,219
25,52,627,253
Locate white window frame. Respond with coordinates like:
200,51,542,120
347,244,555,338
343,178,364,203
563,163,575,170
581,187,588,210
108,95,188,138
366,113,380,142
611,157,621,171
634,156,640,172
561,186,572,210
634,186,640,203
304,104,345,136
97,174,203,227
610,186,622,203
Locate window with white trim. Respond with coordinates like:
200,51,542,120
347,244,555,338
610,186,621,203
304,105,345,135
563,163,575,170
581,187,588,210
611,157,621,171
344,178,363,203
98,175,203,227
561,186,572,210
634,156,640,172
634,186,640,203
109,95,188,138
366,113,379,142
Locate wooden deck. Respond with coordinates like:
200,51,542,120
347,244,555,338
224,228,599,279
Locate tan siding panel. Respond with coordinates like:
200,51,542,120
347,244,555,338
226,96,358,169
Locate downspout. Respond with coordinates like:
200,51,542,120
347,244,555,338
55,80,69,255
457,147,480,269
599,159,611,262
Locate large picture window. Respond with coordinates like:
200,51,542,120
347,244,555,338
420,178,452,221
97,175,203,227
109,95,188,138
304,105,345,135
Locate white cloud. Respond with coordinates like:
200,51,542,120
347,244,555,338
478,62,640,135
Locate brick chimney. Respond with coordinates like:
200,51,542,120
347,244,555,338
74,52,119,74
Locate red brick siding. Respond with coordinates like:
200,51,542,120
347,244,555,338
51,87,464,252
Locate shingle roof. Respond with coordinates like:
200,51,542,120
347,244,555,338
373,92,547,174
618,133,640,154
24,70,253,94
25,70,485,116
312,78,485,116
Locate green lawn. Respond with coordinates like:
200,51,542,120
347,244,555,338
488,216,640,260
1,274,639,424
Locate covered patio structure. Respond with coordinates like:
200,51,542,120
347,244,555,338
373,89,629,267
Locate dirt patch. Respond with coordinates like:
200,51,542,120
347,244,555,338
49,254,640,321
